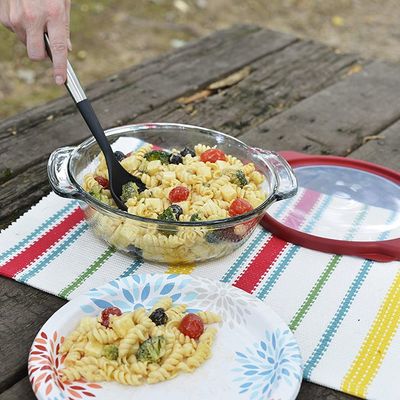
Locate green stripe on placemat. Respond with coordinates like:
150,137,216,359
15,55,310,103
289,254,341,331
58,247,116,298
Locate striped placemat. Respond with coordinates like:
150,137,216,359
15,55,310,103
1,187,399,399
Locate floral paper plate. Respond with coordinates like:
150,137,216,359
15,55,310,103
28,273,302,400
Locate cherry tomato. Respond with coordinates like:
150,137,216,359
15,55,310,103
94,176,109,189
169,186,190,202
200,148,226,163
101,306,122,328
179,313,204,339
229,198,253,216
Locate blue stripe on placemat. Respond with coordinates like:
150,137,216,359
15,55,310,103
120,258,144,277
18,223,88,283
0,201,77,263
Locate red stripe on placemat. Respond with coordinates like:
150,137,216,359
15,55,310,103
234,189,321,293
0,208,84,278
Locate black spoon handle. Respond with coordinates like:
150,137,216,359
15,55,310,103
44,33,115,160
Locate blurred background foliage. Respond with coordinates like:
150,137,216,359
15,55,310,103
1,0,399,119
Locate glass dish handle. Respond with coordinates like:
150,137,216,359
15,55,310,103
47,147,81,199
254,148,298,201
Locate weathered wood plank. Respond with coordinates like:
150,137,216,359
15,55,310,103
298,381,357,399
349,119,400,171
139,40,361,136
0,377,35,400
239,61,400,155
0,278,65,392
0,40,361,226
0,26,297,182
0,160,49,227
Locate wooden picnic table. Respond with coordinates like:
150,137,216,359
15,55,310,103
0,24,399,399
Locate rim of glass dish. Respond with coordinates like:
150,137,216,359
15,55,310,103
68,122,278,227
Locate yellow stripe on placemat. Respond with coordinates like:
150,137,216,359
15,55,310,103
341,272,400,398
165,264,196,275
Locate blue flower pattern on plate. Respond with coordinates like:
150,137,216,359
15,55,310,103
79,273,199,314
232,329,302,400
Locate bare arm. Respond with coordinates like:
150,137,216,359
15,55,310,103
0,0,71,85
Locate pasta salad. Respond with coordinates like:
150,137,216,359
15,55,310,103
60,297,221,385
81,143,267,263
83,143,267,222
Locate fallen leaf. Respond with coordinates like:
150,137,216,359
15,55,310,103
363,134,385,144
332,16,345,27
208,66,251,90
347,64,363,76
174,0,190,13
77,50,87,60
184,104,194,113
177,89,212,104
170,39,187,49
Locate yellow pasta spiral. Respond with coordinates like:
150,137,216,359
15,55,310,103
134,144,153,160
90,327,119,344
118,324,150,357
128,361,148,376
83,175,103,193
147,343,184,383
166,304,187,321
112,368,143,385
196,311,221,324
243,162,256,175
152,296,173,311
194,143,211,156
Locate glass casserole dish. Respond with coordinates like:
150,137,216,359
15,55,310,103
48,123,297,264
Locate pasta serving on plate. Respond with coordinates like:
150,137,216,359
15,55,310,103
59,297,221,386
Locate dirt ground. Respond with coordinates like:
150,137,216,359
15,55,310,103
1,0,400,119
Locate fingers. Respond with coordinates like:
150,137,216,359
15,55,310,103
65,0,72,51
7,2,27,44
0,1,13,31
26,28,46,60
47,13,68,85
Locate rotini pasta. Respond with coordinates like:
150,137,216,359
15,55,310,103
60,297,220,387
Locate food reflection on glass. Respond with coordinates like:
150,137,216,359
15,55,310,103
60,296,221,385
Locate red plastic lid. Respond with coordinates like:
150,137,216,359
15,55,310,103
261,151,400,262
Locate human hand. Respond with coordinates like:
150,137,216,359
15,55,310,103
0,0,71,85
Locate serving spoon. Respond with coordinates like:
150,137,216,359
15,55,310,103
44,33,145,211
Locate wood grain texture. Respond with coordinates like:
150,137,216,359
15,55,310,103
139,39,362,136
0,377,35,400
0,279,65,392
349,118,400,170
239,61,400,155
298,381,358,399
